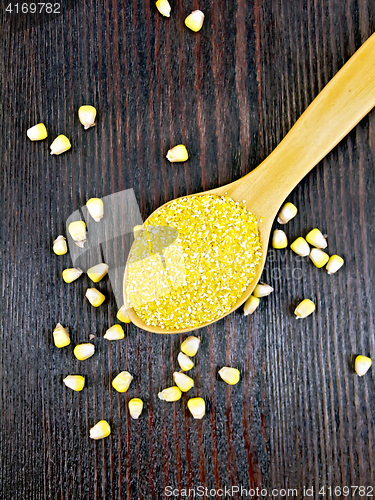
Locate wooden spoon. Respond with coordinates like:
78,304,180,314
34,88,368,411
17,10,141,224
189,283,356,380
124,32,375,334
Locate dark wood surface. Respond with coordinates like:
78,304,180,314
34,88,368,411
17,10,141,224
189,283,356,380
1,1,375,498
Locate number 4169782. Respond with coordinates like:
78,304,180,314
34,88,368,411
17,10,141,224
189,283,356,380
5,3,61,14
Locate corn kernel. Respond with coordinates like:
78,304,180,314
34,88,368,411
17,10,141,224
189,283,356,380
290,236,310,257
277,202,298,224
185,10,204,32
177,352,194,371
306,228,327,249
53,235,67,255
173,372,194,392
156,0,171,17
187,397,205,419
158,386,182,402
53,323,70,348
218,367,240,385
243,295,260,316
50,134,71,155
354,355,372,376
89,420,111,440
166,144,189,163
310,248,329,268
272,229,288,249
104,324,125,340
116,305,132,323
112,371,133,392
253,282,274,298
63,375,85,392
128,398,143,419
181,336,200,357
78,105,97,130
62,267,83,283
74,343,95,360
87,263,108,283
85,288,105,307
294,299,315,319
27,123,48,141
86,198,104,222
68,220,87,248
326,255,344,275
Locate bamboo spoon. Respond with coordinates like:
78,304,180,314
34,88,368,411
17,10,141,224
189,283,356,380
124,32,375,334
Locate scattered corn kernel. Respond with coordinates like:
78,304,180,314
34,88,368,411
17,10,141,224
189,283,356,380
78,105,97,129
177,352,194,371
62,267,83,283
310,248,329,268
243,295,260,316
53,235,67,255
87,263,108,283
86,198,104,222
187,397,205,419
53,323,70,348
156,0,171,17
166,144,189,162
85,288,105,307
128,398,143,419
277,202,297,224
185,10,204,32
354,355,372,376
272,229,288,249
326,255,344,275
158,386,182,402
294,299,315,319
50,134,71,155
181,336,200,357
173,372,194,392
27,123,48,141
116,305,131,323
218,367,240,385
68,220,87,248
290,237,310,257
306,228,327,249
89,420,111,440
253,282,274,298
74,343,95,360
104,324,124,340
63,375,85,392
112,371,133,392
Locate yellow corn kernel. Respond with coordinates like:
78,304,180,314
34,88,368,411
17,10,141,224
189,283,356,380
177,352,194,371
277,202,297,224
158,386,182,402
78,105,97,129
181,336,200,357
218,367,240,385
63,375,85,392
173,372,194,392
243,295,260,316
116,305,132,323
53,323,70,348
62,267,83,283
89,420,111,440
306,228,327,249
112,371,133,392
326,255,344,275
50,134,71,155
156,0,171,17
166,144,189,163
290,236,310,257
104,324,124,340
185,10,204,32
87,263,108,283
253,282,274,298
310,248,329,268
128,398,143,419
27,123,48,141
187,397,205,419
294,299,315,319
354,355,372,376
86,198,104,222
53,235,67,255
85,288,105,307
272,229,288,249
68,221,87,247
74,343,95,360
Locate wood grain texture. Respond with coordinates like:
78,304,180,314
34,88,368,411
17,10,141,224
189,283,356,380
1,0,374,499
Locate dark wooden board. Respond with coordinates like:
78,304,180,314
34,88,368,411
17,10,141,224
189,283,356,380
1,0,374,498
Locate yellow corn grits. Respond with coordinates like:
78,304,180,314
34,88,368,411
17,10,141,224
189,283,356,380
126,194,261,329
